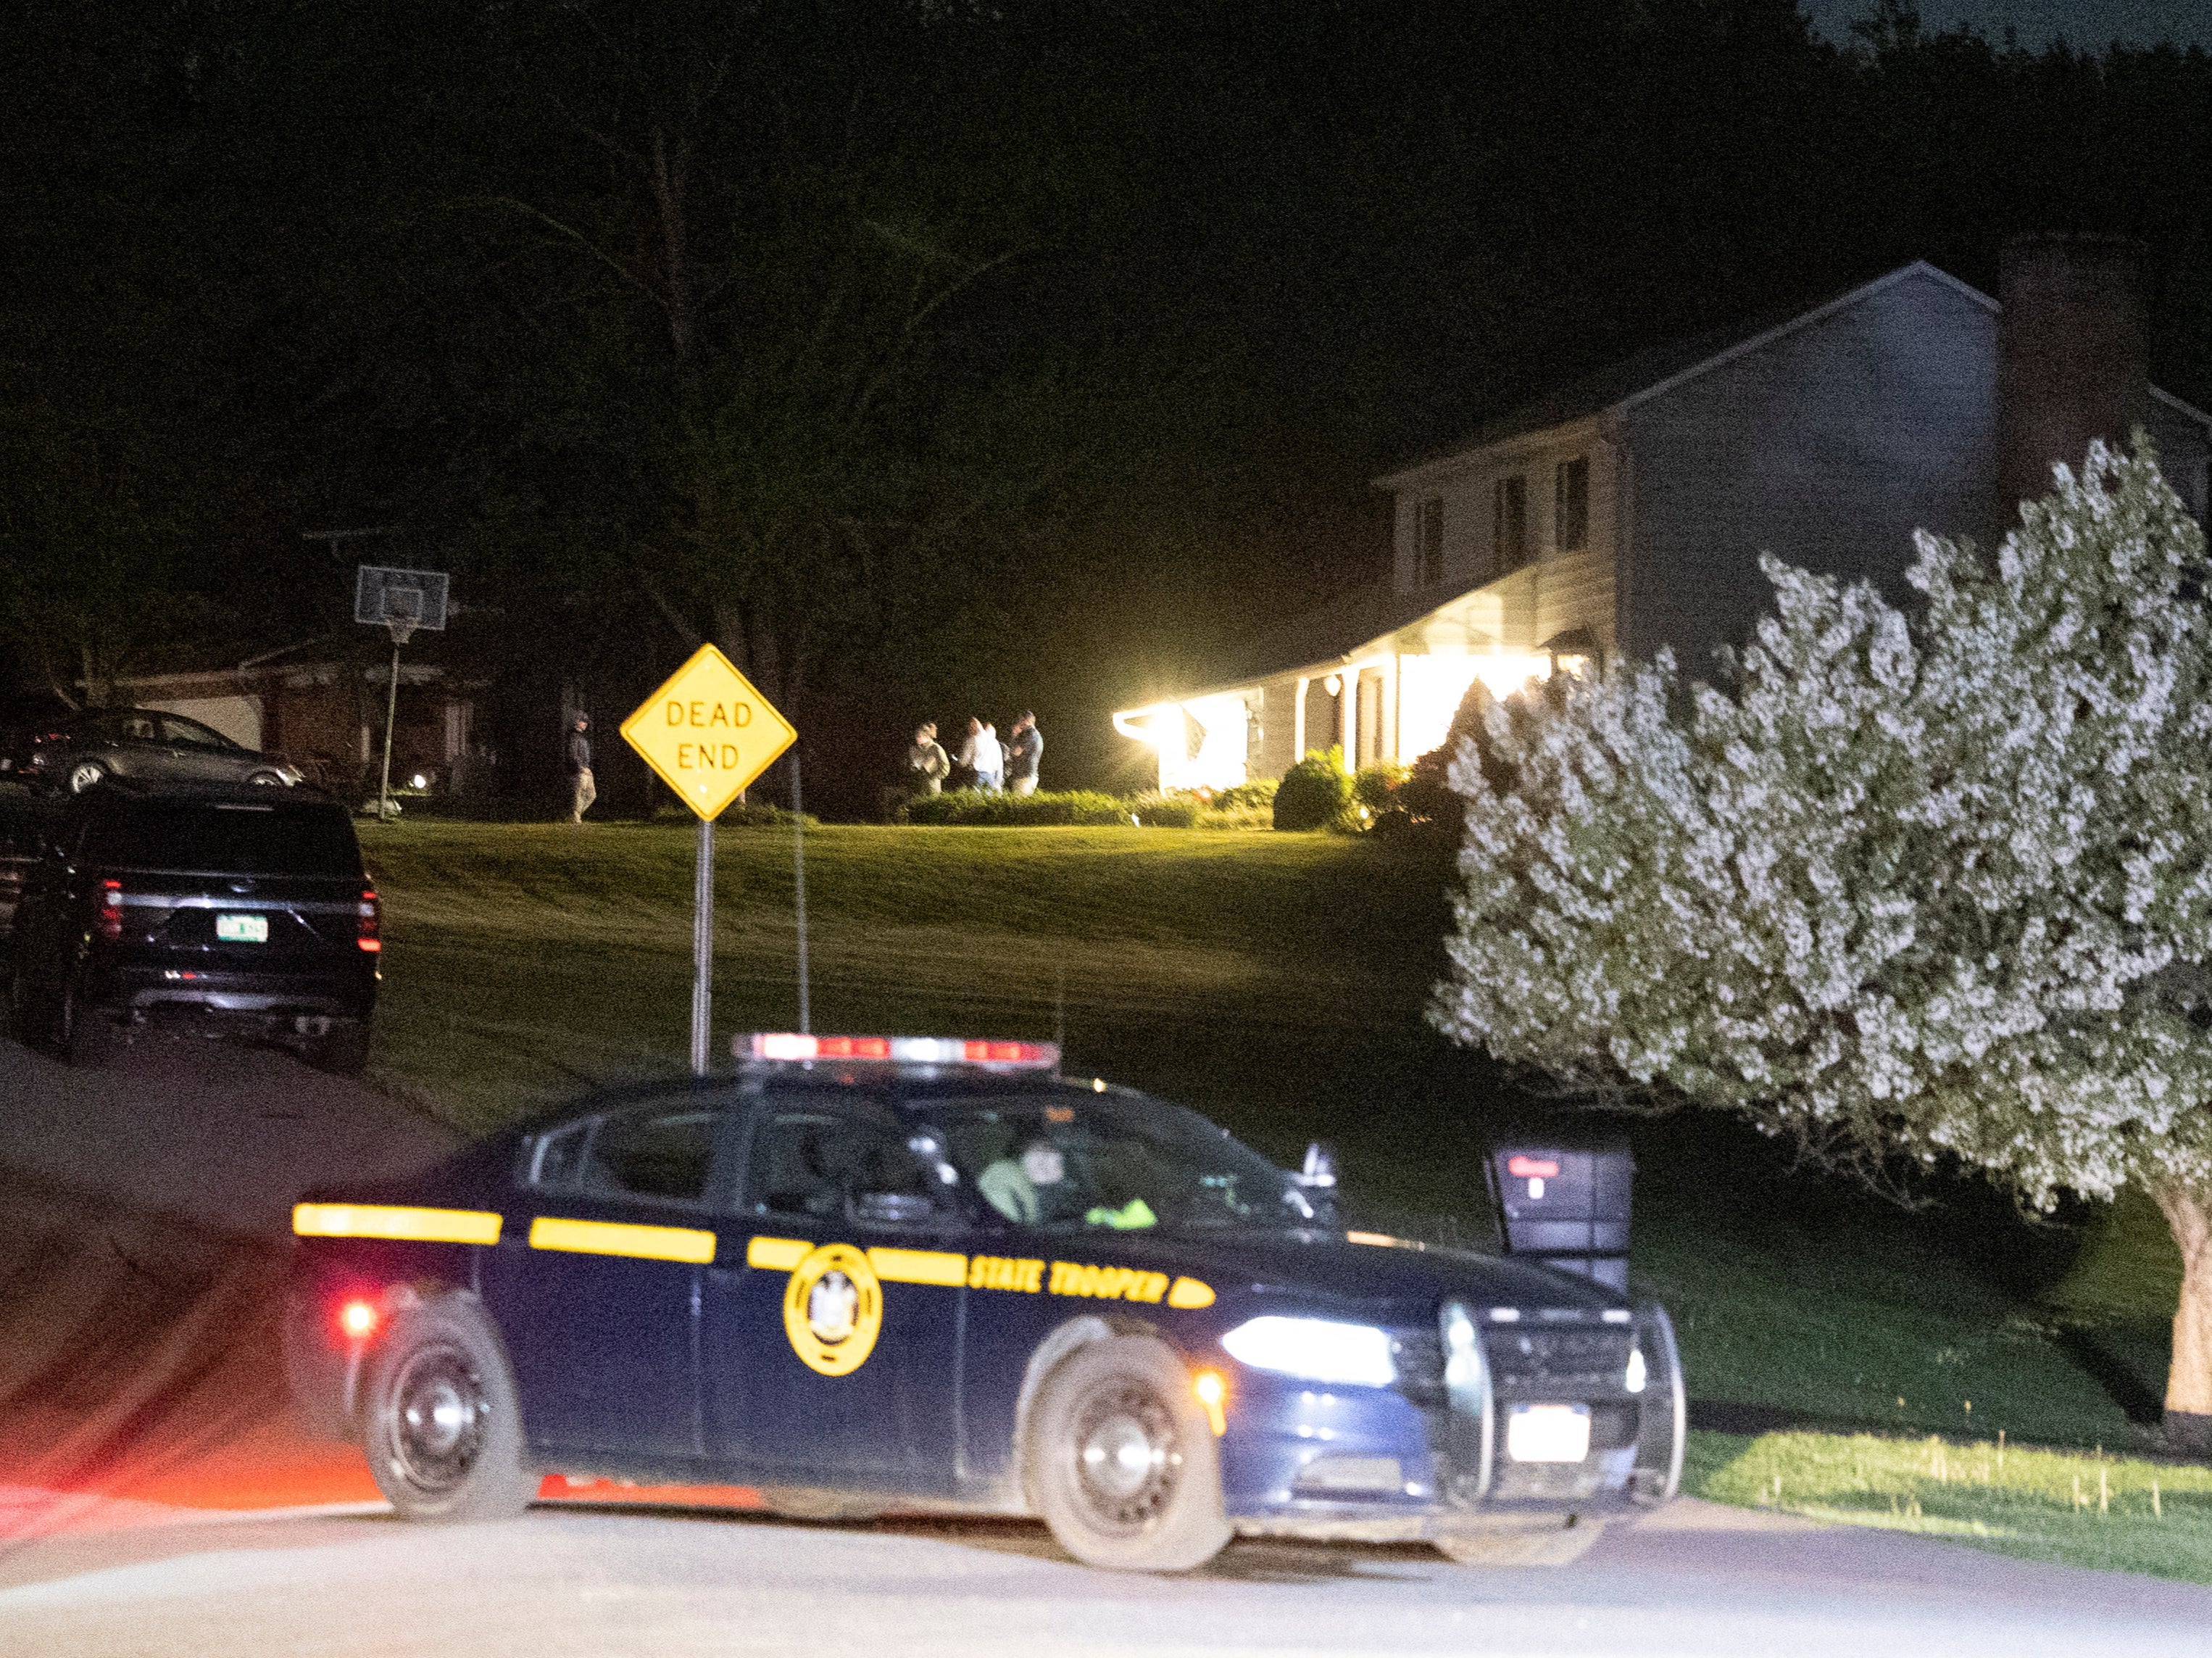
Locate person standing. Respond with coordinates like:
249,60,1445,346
567,716,596,824
907,721,950,797
976,721,1005,792
1005,711,1043,796
957,716,1004,792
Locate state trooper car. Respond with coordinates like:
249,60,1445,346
287,1035,1683,1571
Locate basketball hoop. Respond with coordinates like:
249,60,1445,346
353,565,449,821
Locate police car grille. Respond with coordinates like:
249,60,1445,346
1482,1326,1632,1391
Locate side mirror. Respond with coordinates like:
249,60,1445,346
1295,1142,1339,1191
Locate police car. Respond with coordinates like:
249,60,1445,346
287,1035,1683,1572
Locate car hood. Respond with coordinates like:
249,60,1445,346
1048,1226,1627,1323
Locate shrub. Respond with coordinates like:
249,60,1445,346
1352,759,1410,815
904,789,1131,826
1195,803,1273,831
1273,747,1354,831
1208,778,1278,812
1127,791,1200,827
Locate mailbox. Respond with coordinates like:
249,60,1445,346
1486,1138,1634,1290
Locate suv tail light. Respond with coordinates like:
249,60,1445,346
357,889,381,953
96,879,123,942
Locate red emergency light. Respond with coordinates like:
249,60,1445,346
744,1033,1060,1070
1506,1155,1561,1180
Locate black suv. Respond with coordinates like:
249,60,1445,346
6,779,379,1071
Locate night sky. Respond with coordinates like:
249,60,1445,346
1802,0,2212,48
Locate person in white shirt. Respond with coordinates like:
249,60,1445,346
955,717,1005,792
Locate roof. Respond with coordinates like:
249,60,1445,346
1171,258,2212,700
1376,262,2006,486
1176,578,1439,695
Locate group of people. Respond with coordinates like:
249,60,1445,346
907,713,1042,797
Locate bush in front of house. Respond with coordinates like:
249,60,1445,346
905,788,1132,826
1196,802,1273,830
1273,747,1355,831
1352,759,1410,817
1207,778,1278,812
1128,791,1201,827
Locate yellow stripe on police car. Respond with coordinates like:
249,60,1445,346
528,1216,716,1264
292,1203,503,1246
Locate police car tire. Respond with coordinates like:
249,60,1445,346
362,1298,536,1524
1028,1335,1231,1572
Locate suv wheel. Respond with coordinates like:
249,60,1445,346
7,967,50,1052
1027,1335,1231,1572
59,974,118,1066
65,759,107,794
304,1020,372,1074
362,1299,535,1523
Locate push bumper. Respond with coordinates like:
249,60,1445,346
1215,1304,1684,1541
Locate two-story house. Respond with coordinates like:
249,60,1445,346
1114,241,2212,791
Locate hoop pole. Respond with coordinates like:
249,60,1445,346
690,813,715,1075
377,636,402,821
791,750,809,1034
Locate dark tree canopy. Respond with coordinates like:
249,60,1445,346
4,1,2211,806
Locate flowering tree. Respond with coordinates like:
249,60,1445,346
1431,441,2212,1448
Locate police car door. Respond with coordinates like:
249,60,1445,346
702,1095,962,1492
478,1100,728,1464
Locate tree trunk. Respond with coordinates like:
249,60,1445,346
2150,1179,2212,1455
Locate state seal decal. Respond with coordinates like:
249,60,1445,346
783,1242,883,1376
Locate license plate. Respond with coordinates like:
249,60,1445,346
215,913,269,944
1505,1403,1592,1463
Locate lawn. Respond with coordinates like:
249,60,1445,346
358,818,2195,1573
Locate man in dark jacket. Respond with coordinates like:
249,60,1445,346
567,716,596,824
1006,711,1043,795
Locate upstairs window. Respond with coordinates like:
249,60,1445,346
1555,455,1589,552
1414,497,1444,587
1494,475,1528,574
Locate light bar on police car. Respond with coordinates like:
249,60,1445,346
740,1032,1060,1069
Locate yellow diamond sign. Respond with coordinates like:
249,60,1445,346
621,644,797,819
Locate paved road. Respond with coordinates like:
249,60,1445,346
8,1032,2212,1656
9,1497,2212,1657
0,1025,453,1234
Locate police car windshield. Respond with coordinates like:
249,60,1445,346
925,1095,1310,1232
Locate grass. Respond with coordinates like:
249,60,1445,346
1687,1429,2212,1583
357,818,2198,1578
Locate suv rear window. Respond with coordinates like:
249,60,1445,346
83,800,363,877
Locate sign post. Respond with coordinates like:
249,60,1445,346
621,645,797,1074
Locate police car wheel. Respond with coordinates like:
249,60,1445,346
362,1299,535,1523
1028,1335,1231,1572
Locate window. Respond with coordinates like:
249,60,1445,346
929,1094,1309,1232
1414,496,1444,587
1494,475,1528,573
83,800,362,877
743,1105,939,1224
159,715,238,750
581,1108,718,1203
1555,455,1589,552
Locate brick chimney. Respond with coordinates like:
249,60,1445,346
1995,233,2150,518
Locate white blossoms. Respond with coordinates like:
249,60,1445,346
1431,439,2212,1209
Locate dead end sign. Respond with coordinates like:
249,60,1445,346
621,644,797,819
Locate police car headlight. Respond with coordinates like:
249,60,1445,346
1220,1317,1396,1387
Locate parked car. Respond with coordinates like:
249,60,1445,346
17,708,304,794
286,1033,1683,1571
7,779,379,1070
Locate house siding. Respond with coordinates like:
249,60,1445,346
1619,267,1999,671
1392,425,1619,655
